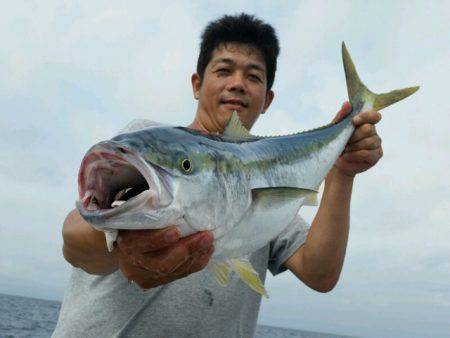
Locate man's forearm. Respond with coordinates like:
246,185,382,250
62,209,118,275
300,167,354,290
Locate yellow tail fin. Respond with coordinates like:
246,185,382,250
342,42,419,111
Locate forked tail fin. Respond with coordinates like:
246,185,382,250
342,42,419,111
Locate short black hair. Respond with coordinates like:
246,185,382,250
196,13,280,90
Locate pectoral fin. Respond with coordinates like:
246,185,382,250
251,187,317,206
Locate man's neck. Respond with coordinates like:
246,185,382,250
188,113,225,135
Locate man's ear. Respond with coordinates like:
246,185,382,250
191,73,201,100
261,90,274,114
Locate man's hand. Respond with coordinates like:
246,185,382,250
115,227,214,290
332,101,383,177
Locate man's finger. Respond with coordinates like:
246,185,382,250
137,232,213,276
118,226,180,254
186,245,214,275
349,124,377,143
154,246,215,286
352,111,381,126
332,101,352,123
344,135,381,153
170,245,214,277
343,149,381,165
119,255,160,283
135,246,215,291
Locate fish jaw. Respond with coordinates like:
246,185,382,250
76,141,181,231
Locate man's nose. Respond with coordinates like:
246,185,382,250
226,73,246,93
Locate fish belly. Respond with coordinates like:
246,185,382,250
212,193,308,259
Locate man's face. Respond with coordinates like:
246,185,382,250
192,42,274,131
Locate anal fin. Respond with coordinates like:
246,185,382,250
209,258,268,298
231,258,268,298
209,260,231,287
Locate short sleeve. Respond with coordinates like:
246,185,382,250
268,214,310,276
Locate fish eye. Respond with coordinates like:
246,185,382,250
180,158,193,173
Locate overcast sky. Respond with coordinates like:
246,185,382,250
0,1,449,337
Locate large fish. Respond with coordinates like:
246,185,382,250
76,43,418,296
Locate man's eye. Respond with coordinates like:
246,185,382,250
216,68,230,75
249,74,261,82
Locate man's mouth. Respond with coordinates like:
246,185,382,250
77,141,172,216
221,98,247,108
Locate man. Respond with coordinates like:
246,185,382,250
54,14,382,337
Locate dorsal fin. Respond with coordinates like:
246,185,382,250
223,111,257,140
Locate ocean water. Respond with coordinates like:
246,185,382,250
0,294,60,338
0,293,350,338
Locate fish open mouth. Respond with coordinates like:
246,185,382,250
77,141,172,217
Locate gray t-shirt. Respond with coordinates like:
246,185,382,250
53,214,310,338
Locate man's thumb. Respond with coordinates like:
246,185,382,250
332,101,351,123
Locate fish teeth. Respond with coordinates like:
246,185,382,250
111,200,126,208
82,190,94,204
87,196,100,211
113,188,132,202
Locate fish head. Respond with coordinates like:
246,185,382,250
76,126,250,234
